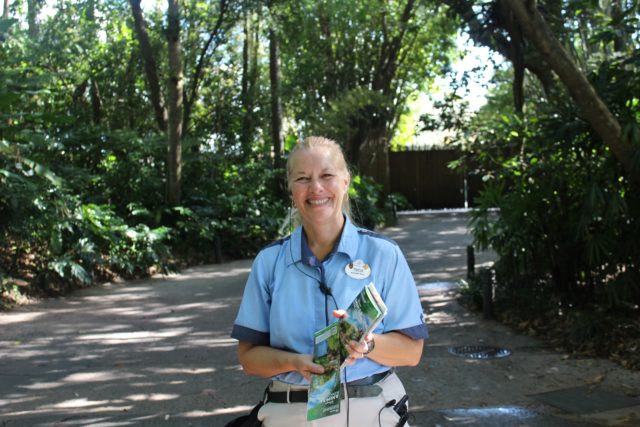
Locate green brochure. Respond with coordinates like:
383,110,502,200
307,282,388,421
307,323,342,421
339,282,388,365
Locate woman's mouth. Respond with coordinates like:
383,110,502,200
307,198,330,206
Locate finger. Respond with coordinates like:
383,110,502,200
333,309,347,319
310,363,326,375
349,340,367,353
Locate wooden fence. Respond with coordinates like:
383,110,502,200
389,149,483,210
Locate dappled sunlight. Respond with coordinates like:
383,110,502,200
85,323,144,333
19,381,66,391
0,311,45,325
183,337,238,347
62,371,143,383
4,250,325,425
171,301,227,312
82,291,158,303
208,405,255,416
405,248,466,260
427,311,458,326
437,227,469,236
154,315,195,324
128,381,166,388
0,394,40,407
49,402,135,413
169,265,252,282
0,345,62,360
145,367,215,375
142,345,181,352
427,301,452,309
125,393,180,402
51,397,111,409
78,327,192,344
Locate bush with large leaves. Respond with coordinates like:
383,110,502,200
463,52,640,366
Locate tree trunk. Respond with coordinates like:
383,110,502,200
87,0,102,124
129,0,167,132
609,0,627,52
240,10,250,152
503,0,639,185
240,8,260,154
90,79,102,124
166,0,183,206
3,0,9,18
358,125,391,196
317,3,336,98
26,0,41,39
498,0,524,114
268,13,283,170
351,0,415,196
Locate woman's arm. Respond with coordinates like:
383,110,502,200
237,341,326,380
345,332,423,367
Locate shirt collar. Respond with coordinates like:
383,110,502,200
286,215,359,266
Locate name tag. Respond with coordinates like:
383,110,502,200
345,259,371,279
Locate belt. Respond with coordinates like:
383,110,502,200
266,370,391,404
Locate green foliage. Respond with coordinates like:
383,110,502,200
175,152,288,260
349,175,383,229
278,0,457,140
464,51,640,321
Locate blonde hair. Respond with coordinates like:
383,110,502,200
286,136,352,219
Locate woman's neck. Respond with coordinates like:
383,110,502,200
303,216,345,261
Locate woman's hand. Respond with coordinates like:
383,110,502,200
332,309,374,365
332,309,423,367
342,334,374,365
293,353,326,380
237,341,325,379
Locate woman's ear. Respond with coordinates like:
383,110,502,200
343,174,351,191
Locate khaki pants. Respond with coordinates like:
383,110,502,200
258,372,410,427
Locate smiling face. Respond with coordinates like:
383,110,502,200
289,145,350,229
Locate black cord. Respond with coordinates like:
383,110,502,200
345,368,350,427
378,399,397,427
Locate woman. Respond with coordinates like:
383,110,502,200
231,136,427,426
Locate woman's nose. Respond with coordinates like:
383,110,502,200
309,177,322,189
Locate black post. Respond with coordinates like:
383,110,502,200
466,245,475,280
480,268,493,320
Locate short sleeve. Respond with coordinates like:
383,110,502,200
230,251,272,345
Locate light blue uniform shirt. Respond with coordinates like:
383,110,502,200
231,216,428,385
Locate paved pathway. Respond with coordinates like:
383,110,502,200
1,211,639,426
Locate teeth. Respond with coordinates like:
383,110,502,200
308,198,329,205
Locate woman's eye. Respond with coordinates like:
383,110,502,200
296,177,310,182
322,174,334,179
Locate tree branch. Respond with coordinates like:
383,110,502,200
503,0,639,184
183,0,228,134
129,0,167,131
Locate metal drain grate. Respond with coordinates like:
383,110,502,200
448,345,512,360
